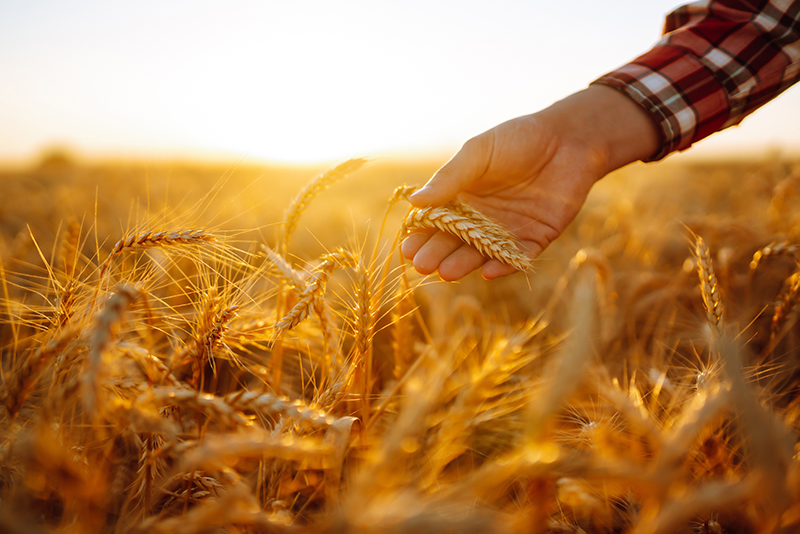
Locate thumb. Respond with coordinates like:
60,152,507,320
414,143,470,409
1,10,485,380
409,135,490,208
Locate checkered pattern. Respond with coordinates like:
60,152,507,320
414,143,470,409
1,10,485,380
593,0,800,161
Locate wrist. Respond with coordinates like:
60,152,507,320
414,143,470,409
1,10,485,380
538,84,661,176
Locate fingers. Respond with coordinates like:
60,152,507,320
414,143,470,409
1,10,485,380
480,260,520,280
409,135,491,208
438,245,487,281
402,230,523,281
401,230,434,260
411,231,464,275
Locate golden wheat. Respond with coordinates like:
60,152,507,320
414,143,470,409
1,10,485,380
695,235,724,340
99,229,217,278
400,186,533,271
281,157,367,253
2,158,800,534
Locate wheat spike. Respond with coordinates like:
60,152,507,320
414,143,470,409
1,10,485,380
100,229,216,278
177,287,240,388
273,248,359,338
282,158,367,253
262,243,306,289
695,236,724,339
353,257,374,366
225,389,336,430
82,284,140,417
749,240,800,271
3,325,80,418
771,271,800,339
401,188,532,271
137,386,249,427
60,218,81,281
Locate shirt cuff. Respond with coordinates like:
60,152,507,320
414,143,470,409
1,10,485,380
592,45,731,161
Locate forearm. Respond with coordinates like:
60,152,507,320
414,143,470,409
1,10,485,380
536,84,661,176
594,0,800,160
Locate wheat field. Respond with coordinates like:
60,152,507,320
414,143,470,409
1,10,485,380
1,153,800,533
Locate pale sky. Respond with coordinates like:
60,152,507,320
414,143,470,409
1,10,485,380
1,0,799,164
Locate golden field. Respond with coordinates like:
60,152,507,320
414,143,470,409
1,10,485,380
1,153,800,533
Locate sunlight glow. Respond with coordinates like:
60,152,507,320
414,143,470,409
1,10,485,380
2,1,799,164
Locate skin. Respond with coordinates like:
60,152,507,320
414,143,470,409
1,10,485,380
401,84,661,281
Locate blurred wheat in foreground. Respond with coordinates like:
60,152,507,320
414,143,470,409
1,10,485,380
2,157,800,534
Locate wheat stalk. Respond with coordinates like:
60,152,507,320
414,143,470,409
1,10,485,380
401,188,532,271
695,236,724,340
100,229,216,278
3,325,79,418
82,285,140,417
771,271,800,339
262,243,306,289
176,288,240,389
353,258,373,368
749,240,800,271
273,248,359,338
60,218,81,281
137,386,249,427
391,274,416,381
225,389,336,430
282,158,367,253
54,278,79,329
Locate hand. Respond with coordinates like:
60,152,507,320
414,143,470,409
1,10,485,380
401,85,660,281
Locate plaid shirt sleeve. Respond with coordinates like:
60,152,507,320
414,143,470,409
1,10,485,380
592,0,800,161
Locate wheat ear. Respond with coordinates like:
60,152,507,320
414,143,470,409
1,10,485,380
353,257,374,366
177,288,240,388
99,229,216,278
282,158,367,253
261,243,306,289
695,236,724,340
401,188,532,271
225,390,335,430
137,387,249,427
55,278,78,328
749,241,800,271
273,248,359,338
771,271,800,339
3,326,79,418
82,285,140,416
60,218,81,281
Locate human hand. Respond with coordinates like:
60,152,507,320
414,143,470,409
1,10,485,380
401,84,660,281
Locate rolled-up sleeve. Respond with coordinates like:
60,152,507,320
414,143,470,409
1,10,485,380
593,0,800,161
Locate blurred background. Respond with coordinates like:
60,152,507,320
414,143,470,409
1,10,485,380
2,0,799,166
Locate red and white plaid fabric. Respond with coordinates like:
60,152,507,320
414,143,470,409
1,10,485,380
594,0,800,161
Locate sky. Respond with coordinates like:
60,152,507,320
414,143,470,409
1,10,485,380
1,0,799,164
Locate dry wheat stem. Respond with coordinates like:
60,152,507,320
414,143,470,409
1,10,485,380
695,236,724,339
401,191,532,271
82,285,140,417
312,295,339,372
100,229,216,278
281,158,367,253
391,274,416,381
